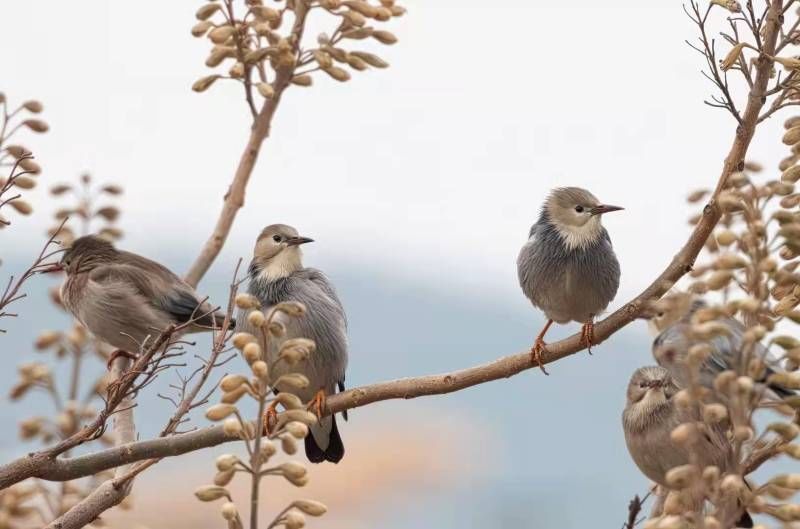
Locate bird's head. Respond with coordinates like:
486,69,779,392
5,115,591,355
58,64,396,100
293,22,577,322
639,291,702,336
59,235,118,275
544,187,623,249
626,366,677,407
250,224,313,281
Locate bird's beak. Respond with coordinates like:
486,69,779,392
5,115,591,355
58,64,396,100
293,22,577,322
285,236,314,246
38,262,64,274
590,204,624,216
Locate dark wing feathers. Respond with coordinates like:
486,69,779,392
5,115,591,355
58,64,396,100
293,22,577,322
90,252,222,327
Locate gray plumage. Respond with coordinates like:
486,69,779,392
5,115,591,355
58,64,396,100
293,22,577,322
59,235,229,354
238,224,348,464
517,187,621,325
622,366,752,527
649,292,794,400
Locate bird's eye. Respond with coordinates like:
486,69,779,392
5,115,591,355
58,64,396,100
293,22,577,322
574,205,584,213
639,382,648,388
657,312,664,318
272,235,282,243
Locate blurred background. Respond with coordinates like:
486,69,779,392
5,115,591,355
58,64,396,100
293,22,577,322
1,0,799,527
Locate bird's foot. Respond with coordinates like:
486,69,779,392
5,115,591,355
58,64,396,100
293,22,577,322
307,389,327,422
580,321,595,354
263,401,279,436
106,349,138,371
530,339,549,375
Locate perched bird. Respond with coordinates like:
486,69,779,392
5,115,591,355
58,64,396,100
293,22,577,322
517,187,622,372
622,366,752,528
57,235,231,365
239,224,348,464
644,292,794,401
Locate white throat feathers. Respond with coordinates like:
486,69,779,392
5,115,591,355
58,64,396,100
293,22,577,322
552,215,603,251
258,247,303,281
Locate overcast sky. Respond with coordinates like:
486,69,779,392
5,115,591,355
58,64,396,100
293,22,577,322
2,0,792,303
2,1,799,527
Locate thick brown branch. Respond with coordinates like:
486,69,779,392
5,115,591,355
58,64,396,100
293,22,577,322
184,2,310,287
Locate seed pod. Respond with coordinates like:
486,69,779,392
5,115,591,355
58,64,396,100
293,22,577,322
220,374,248,392
784,166,800,184
206,404,237,421
292,74,313,86
192,75,221,92
5,145,27,158
292,500,327,516
9,200,32,215
243,342,261,363
247,310,266,327
774,504,800,521
344,0,377,16
196,3,222,20
22,119,48,133
223,418,243,436
783,444,800,458
273,392,304,409
245,47,276,63
35,331,61,350
313,50,333,68
220,502,238,521
216,454,239,471
281,409,318,426
257,83,275,98
714,370,737,393
261,440,277,459
349,51,389,68
342,27,373,40
275,373,310,390
787,116,800,129
720,42,747,71
665,464,698,489
229,62,244,78
705,270,733,290
372,30,398,44
715,230,736,246
251,6,281,22
221,385,250,404
192,20,213,37
346,55,368,70
285,510,306,529
390,5,406,16
285,421,309,439
780,155,798,171
195,485,230,502
274,302,306,317
674,389,692,408
214,468,235,486
206,46,235,67
234,294,260,310
342,10,366,26
772,474,800,489
209,25,236,44
280,461,308,480
251,360,268,379
232,332,256,350
775,335,800,349
280,433,298,454
703,403,727,423
785,126,800,145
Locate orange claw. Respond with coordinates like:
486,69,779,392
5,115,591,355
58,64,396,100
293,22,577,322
263,401,279,436
307,389,326,421
580,319,595,354
530,319,553,375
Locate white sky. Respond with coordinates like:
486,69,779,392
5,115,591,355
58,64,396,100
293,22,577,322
1,0,793,304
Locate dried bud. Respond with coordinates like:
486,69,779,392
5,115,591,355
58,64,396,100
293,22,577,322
13,176,36,189
206,404,237,421
235,294,260,310
292,500,327,516
711,0,741,12
280,409,319,426
196,3,222,20
9,200,32,215
674,389,692,408
275,373,310,390
232,332,256,350
220,502,238,521
22,119,48,133
285,510,306,529
280,433,298,455
35,331,61,349
292,74,313,86
720,42,747,71
195,485,230,502
221,385,250,404
280,461,308,480
703,403,727,423
323,66,351,82
251,360,269,379
260,440,277,459
192,75,221,92
771,474,800,489
257,83,275,98
372,30,398,44
243,342,261,363
733,425,753,441
192,20,213,37
247,310,266,328
209,25,236,44
216,454,239,471
665,464,698,489
784,126,800,146
223,418,243,436
214,468,235,486
285,421,309,439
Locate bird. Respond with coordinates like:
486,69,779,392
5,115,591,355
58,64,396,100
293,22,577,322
238,224,348,464
643,291,794,401
517,186,622,373
56,235,231,367
622,366,752,528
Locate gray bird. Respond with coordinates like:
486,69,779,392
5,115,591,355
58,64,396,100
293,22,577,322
517,187,622,372
238,224,348,464
645,292,794,401
622,366,752,528
58,235,230,365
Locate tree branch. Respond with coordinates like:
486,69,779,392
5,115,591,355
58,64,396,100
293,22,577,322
183,1,311,288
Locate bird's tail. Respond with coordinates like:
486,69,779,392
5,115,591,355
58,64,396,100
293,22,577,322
304,414,344,464
736,510,754,528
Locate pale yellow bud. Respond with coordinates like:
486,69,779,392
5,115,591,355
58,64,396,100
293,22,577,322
223,418,243,436
235,293,260,309
206,404,237,421
216,454,239,471
292,499,327,516
251,360,268,379
703,403,728,423
220,374,248,392
285,510,306,529
665,464,698,489
214,468,235,486
260,440,277,459
285,421,309,439
220,501,238,521
195,485,229,502
280,433,298,455
243,342,262,363
247,310,266,327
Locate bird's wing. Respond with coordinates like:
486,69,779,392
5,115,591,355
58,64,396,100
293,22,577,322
90,253,219,327
302,268,348,330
